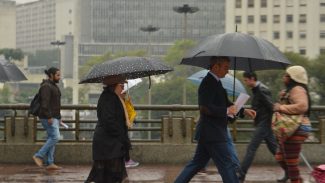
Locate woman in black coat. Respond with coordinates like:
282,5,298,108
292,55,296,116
86,76,130,183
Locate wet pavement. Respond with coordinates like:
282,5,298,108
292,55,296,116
0,163,315,183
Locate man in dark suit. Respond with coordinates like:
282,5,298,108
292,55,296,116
175,57,255,183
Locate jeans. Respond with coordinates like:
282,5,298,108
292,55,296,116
241,125,277,175
34,118,60,165
174,141,239,183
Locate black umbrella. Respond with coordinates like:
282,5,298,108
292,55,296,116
0,58,27,82
181,32,291,71
79,56,173,84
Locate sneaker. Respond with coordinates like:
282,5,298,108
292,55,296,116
125,159,139,168
32,156,43,167
46,164,62,170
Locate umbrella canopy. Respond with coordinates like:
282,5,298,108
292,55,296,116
181,32,291,71
0,58,27,82
188,70,247,96
80,56,173,84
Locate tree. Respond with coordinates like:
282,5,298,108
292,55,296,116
28,49,59,68
310,54,325,104
0,48,24,61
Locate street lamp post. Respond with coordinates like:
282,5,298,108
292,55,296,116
140,25,159,140
173,4,199,39
173,4,199,106
140,25,160,118
50,40,65,69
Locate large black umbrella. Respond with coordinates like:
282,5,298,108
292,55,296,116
79,56,173,84
181,32,291,71
0,58,27,82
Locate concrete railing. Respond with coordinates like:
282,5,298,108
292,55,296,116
0,104,325,164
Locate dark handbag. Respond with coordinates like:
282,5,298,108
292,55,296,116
271,112,302,140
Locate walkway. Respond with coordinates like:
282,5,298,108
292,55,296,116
0,163,314,183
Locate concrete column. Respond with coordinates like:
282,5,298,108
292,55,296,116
5,116,34,143
162,116,194,144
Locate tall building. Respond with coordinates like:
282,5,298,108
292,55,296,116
0,0,16,49
16,0,56,53
226,0,325,59
78,0,225,63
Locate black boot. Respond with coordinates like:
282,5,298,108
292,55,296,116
277,171,289,183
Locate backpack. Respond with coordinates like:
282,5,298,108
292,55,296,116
29,90,41,116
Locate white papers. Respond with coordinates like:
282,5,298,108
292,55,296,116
61,122,69,129
235,93,250,115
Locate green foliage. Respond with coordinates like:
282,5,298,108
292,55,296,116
0,48,24,61
61,87,73,104
28,49,59,68
310,54,325,104
164,39,196,66
0,85,10,103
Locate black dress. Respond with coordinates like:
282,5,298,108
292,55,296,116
86,87,130,183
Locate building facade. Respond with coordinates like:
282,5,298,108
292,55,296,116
0,0,16,49
226,0,325,59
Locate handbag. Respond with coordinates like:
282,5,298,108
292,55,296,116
312,164,325,183
272,112,302,140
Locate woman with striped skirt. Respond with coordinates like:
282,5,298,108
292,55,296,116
273,66,312,183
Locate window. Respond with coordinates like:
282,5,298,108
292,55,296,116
273,31,280,39
261,0,267,7
235,16,242,24
286,15,293,23
287,31,293,39
248,0,254,8
235,0,242,8
260,15,267,23
320,31,325,38
273,15,280,23
248,15,254,23
286,0,293,7
299,48,306,55
320,48,325,54
321,14,325,23
299,0,307,6
299,14,306,23
299,31,306,39
274,0,280,7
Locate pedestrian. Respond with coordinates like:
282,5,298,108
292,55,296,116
273,66,312,183
85,75,130,183
119,88,140,168
32,67,63,170
239,72,278,182
174,56,254,183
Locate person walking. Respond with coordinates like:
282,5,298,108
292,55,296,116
85,76,130,183
239,72,278,182
32,67,63,170
273,66,312,183
174,56,255,183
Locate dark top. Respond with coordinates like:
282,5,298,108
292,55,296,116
38,79,61,119
92,87,130,160
251,82,273,127
197,73,233,143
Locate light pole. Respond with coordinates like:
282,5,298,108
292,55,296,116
139,25,160,55
50,40,65,70
140,25,160,120
173,4,199,106
173,4,199,39
140,25,159,140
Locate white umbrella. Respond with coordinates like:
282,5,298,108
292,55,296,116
122,78,142,94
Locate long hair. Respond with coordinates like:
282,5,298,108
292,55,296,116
286,79,311,116
44,67,59,78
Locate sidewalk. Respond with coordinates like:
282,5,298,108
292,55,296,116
0,163,315,183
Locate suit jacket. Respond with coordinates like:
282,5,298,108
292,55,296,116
196,72,232,142
92,87,130,160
